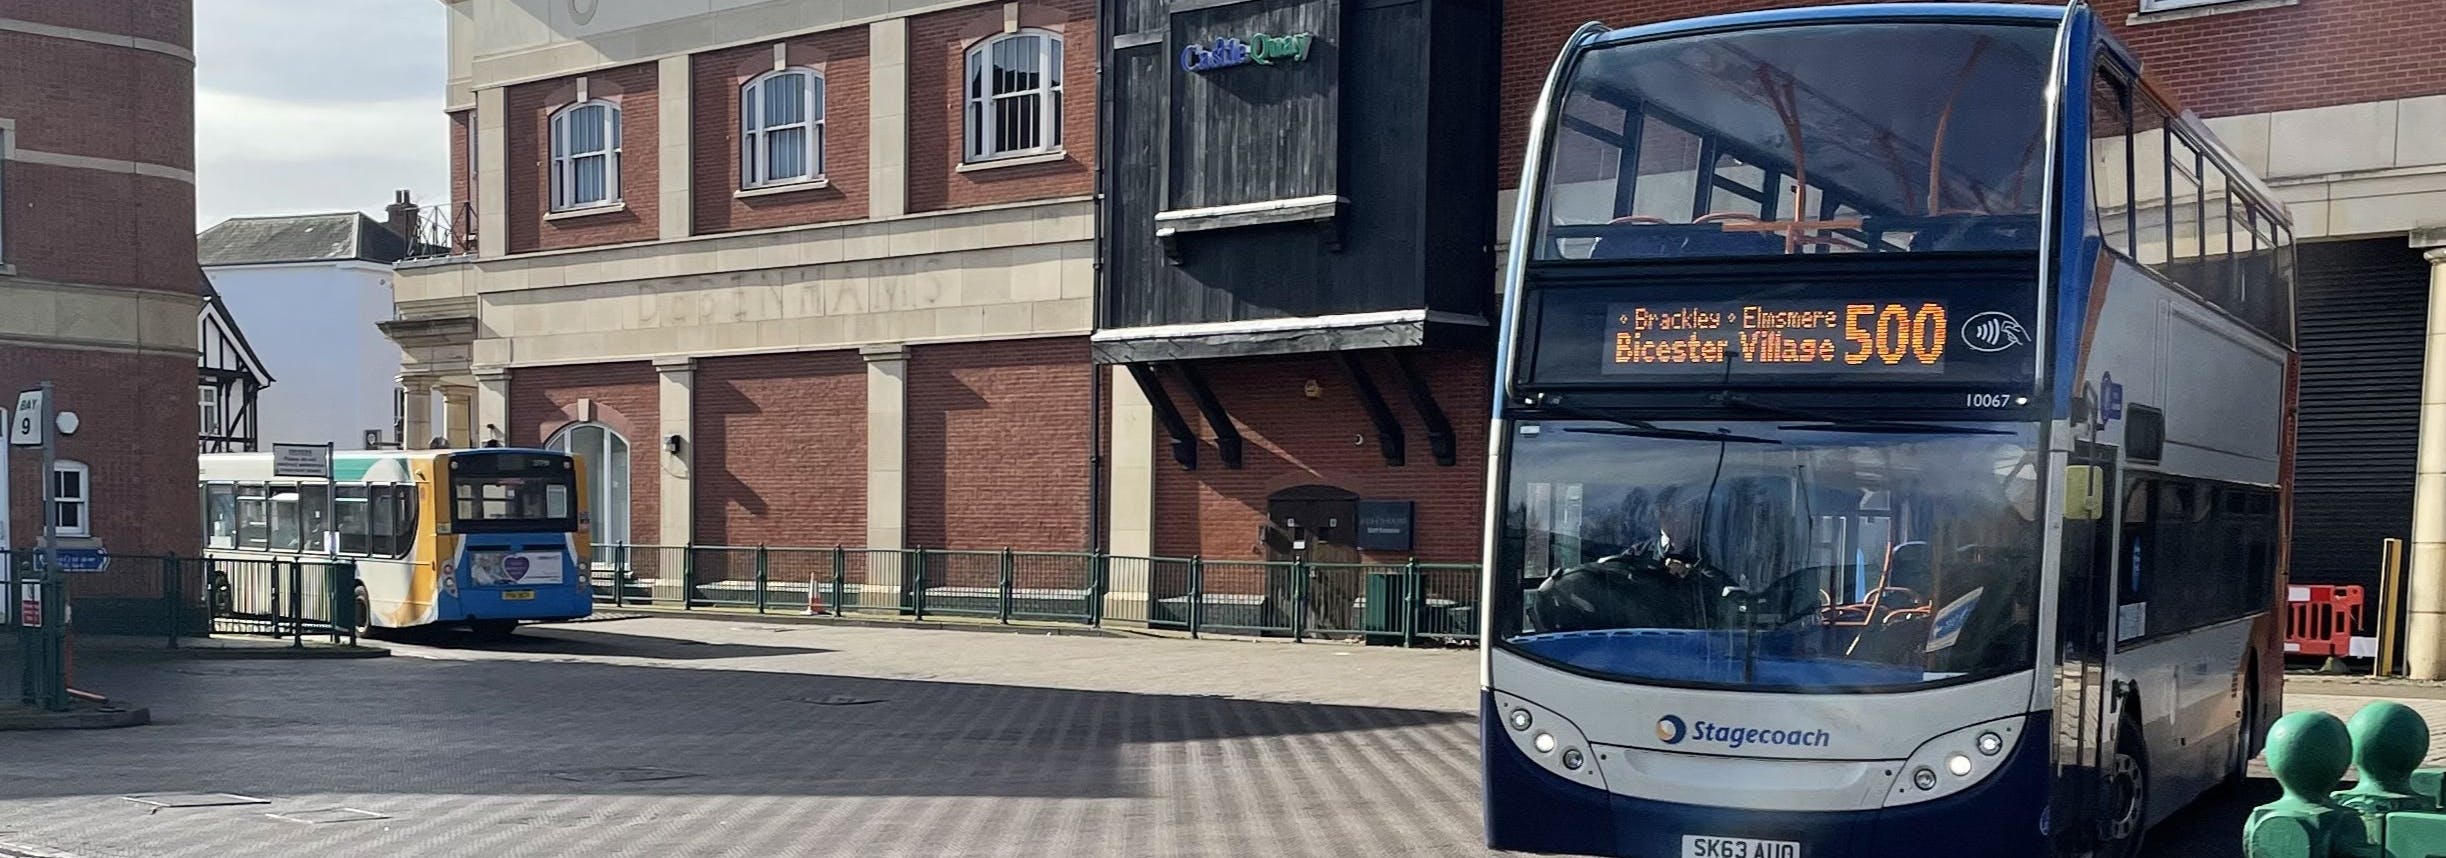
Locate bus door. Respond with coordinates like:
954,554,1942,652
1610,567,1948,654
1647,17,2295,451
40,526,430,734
2051,440,2128,856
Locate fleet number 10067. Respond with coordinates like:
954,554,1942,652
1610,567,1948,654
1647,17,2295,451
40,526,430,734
1966,393,2020,408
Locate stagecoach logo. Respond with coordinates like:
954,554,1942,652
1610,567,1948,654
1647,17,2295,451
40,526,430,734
1961,311,2031,353
1658,715,1833,750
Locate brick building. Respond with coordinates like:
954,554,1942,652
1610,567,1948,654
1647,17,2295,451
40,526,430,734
390,0,1101,603
1498,0,2446,597
0,1,201,629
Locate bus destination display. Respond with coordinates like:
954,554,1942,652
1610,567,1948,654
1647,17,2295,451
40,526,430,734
1605,301,1950,375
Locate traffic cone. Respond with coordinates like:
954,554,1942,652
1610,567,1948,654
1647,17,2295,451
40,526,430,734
804,577,828,616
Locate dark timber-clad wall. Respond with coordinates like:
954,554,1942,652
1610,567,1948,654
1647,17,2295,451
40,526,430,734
1102,0,1499,333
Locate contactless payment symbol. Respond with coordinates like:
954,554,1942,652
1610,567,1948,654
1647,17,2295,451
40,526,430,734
1961,311,2030,353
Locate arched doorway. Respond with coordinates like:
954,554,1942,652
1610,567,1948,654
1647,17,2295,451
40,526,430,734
1263,484,1361,633
546,422,631,550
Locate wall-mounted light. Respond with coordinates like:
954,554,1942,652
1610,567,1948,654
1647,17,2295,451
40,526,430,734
665,434,684,455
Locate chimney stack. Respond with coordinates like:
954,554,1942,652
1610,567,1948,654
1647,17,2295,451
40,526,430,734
384,190,419,242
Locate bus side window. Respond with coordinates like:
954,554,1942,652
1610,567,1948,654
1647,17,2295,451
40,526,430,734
238,483,269,550
336,486,370,555
205,484,237,549
370,486,400,559
299,484,329,553
392,485,420,557
270,487,302,552
2089,69,2131,256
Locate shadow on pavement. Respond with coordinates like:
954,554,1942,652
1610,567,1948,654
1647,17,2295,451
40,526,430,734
377,624,834,660
0,646,1474,804
2150,776,2280,858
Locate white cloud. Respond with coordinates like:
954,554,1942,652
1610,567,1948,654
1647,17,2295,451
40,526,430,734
193,0,448,230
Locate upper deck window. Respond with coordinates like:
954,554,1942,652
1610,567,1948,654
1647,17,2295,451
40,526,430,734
1534,22,2056,261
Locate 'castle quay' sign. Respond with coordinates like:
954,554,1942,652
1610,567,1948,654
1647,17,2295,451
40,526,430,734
1180,32,1314,73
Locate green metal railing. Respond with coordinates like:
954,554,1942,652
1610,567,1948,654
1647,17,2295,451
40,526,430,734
582,543,1481,646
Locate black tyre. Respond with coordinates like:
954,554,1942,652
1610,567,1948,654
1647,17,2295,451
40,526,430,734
2221,666,2261,792
351,584,374,638
2098,715,2150,858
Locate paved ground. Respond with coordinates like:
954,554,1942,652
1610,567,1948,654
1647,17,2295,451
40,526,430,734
0,615,2430,857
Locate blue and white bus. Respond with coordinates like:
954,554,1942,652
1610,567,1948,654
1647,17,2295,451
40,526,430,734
1482,4,2296,856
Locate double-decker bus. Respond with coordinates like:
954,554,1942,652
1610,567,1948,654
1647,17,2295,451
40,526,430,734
199,448,595,637
1481,4,2296,856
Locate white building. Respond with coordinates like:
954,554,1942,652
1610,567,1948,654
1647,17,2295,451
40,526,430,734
198,211,420,450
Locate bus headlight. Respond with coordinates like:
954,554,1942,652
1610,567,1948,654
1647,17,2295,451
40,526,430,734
1913,768,1938,790
1977,732,2004,756
1561,748,1585,770
1946,753,1973,778
1534,732,1557,754
1887,715,2025,807
1510,708,1534,731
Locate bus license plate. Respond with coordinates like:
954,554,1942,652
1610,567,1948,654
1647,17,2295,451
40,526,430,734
1683,836,1799,858
501,590,535,601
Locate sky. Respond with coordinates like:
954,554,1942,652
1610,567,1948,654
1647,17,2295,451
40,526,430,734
193,0,450,231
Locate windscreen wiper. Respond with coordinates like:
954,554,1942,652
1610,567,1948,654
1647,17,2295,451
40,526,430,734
1708,391,2010,436
1527,403,1782,445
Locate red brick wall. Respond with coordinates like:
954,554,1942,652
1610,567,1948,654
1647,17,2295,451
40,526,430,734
692,34,872,235
504,64,659,254
448,110,474,252
906,337,1096,550
691,351,866,547
0,28,197,290
0,162,197,292
0,347,197,598
1497,0,2446,182
906,0,1097,213
506,363,661,545
0,0,190,49
1149,350,1492,566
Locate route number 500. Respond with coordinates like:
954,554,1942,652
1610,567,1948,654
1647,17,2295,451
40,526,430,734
1843,303,1948,366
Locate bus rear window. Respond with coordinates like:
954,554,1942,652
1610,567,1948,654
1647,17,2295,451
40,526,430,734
448,453,579,532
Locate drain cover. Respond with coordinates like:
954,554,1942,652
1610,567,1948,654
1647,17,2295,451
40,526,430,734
267,808,389,825
121,793,270,809
547,766,700,783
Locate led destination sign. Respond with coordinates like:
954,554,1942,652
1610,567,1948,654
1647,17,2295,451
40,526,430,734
1605,301,1954,375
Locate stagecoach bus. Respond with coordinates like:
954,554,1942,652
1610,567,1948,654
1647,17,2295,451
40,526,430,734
1483,4,2296,856
198,448,595,636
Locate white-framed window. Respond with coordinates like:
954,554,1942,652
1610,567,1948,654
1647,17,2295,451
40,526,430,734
743,68,825,187
964,31,1063,162
199,384,221,436
2137,0,2242,13
51,460,89,538
549,100,622,211
547,423,630,548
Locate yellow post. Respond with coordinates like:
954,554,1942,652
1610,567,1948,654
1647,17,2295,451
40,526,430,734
2381,538,2407,677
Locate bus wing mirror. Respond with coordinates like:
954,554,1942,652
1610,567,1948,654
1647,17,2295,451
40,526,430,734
2063,465,2105,521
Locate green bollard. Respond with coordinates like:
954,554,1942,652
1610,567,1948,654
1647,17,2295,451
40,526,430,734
2247,710,2376,858
2335,701,2437,841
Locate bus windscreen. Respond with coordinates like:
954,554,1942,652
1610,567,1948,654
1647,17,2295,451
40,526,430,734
448,453,580,533
1535,21,2055,260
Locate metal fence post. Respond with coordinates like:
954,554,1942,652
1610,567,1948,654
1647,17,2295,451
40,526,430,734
755,545,771,614
1290,559,1309,643
288,562,304,649
681,546,696,610
1189,555,1205,640
1088,552,1106,627
910,547,927,621
1402,557,1420,649
831,547,847,616
614,541,630,607
341,562,359,647
164,554,181,649
998,548,1015,624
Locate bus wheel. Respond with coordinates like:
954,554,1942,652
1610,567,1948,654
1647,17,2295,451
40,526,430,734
2100,717,2150,858
471,619,517,640
351,584,374,638
2222,668,2261,792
